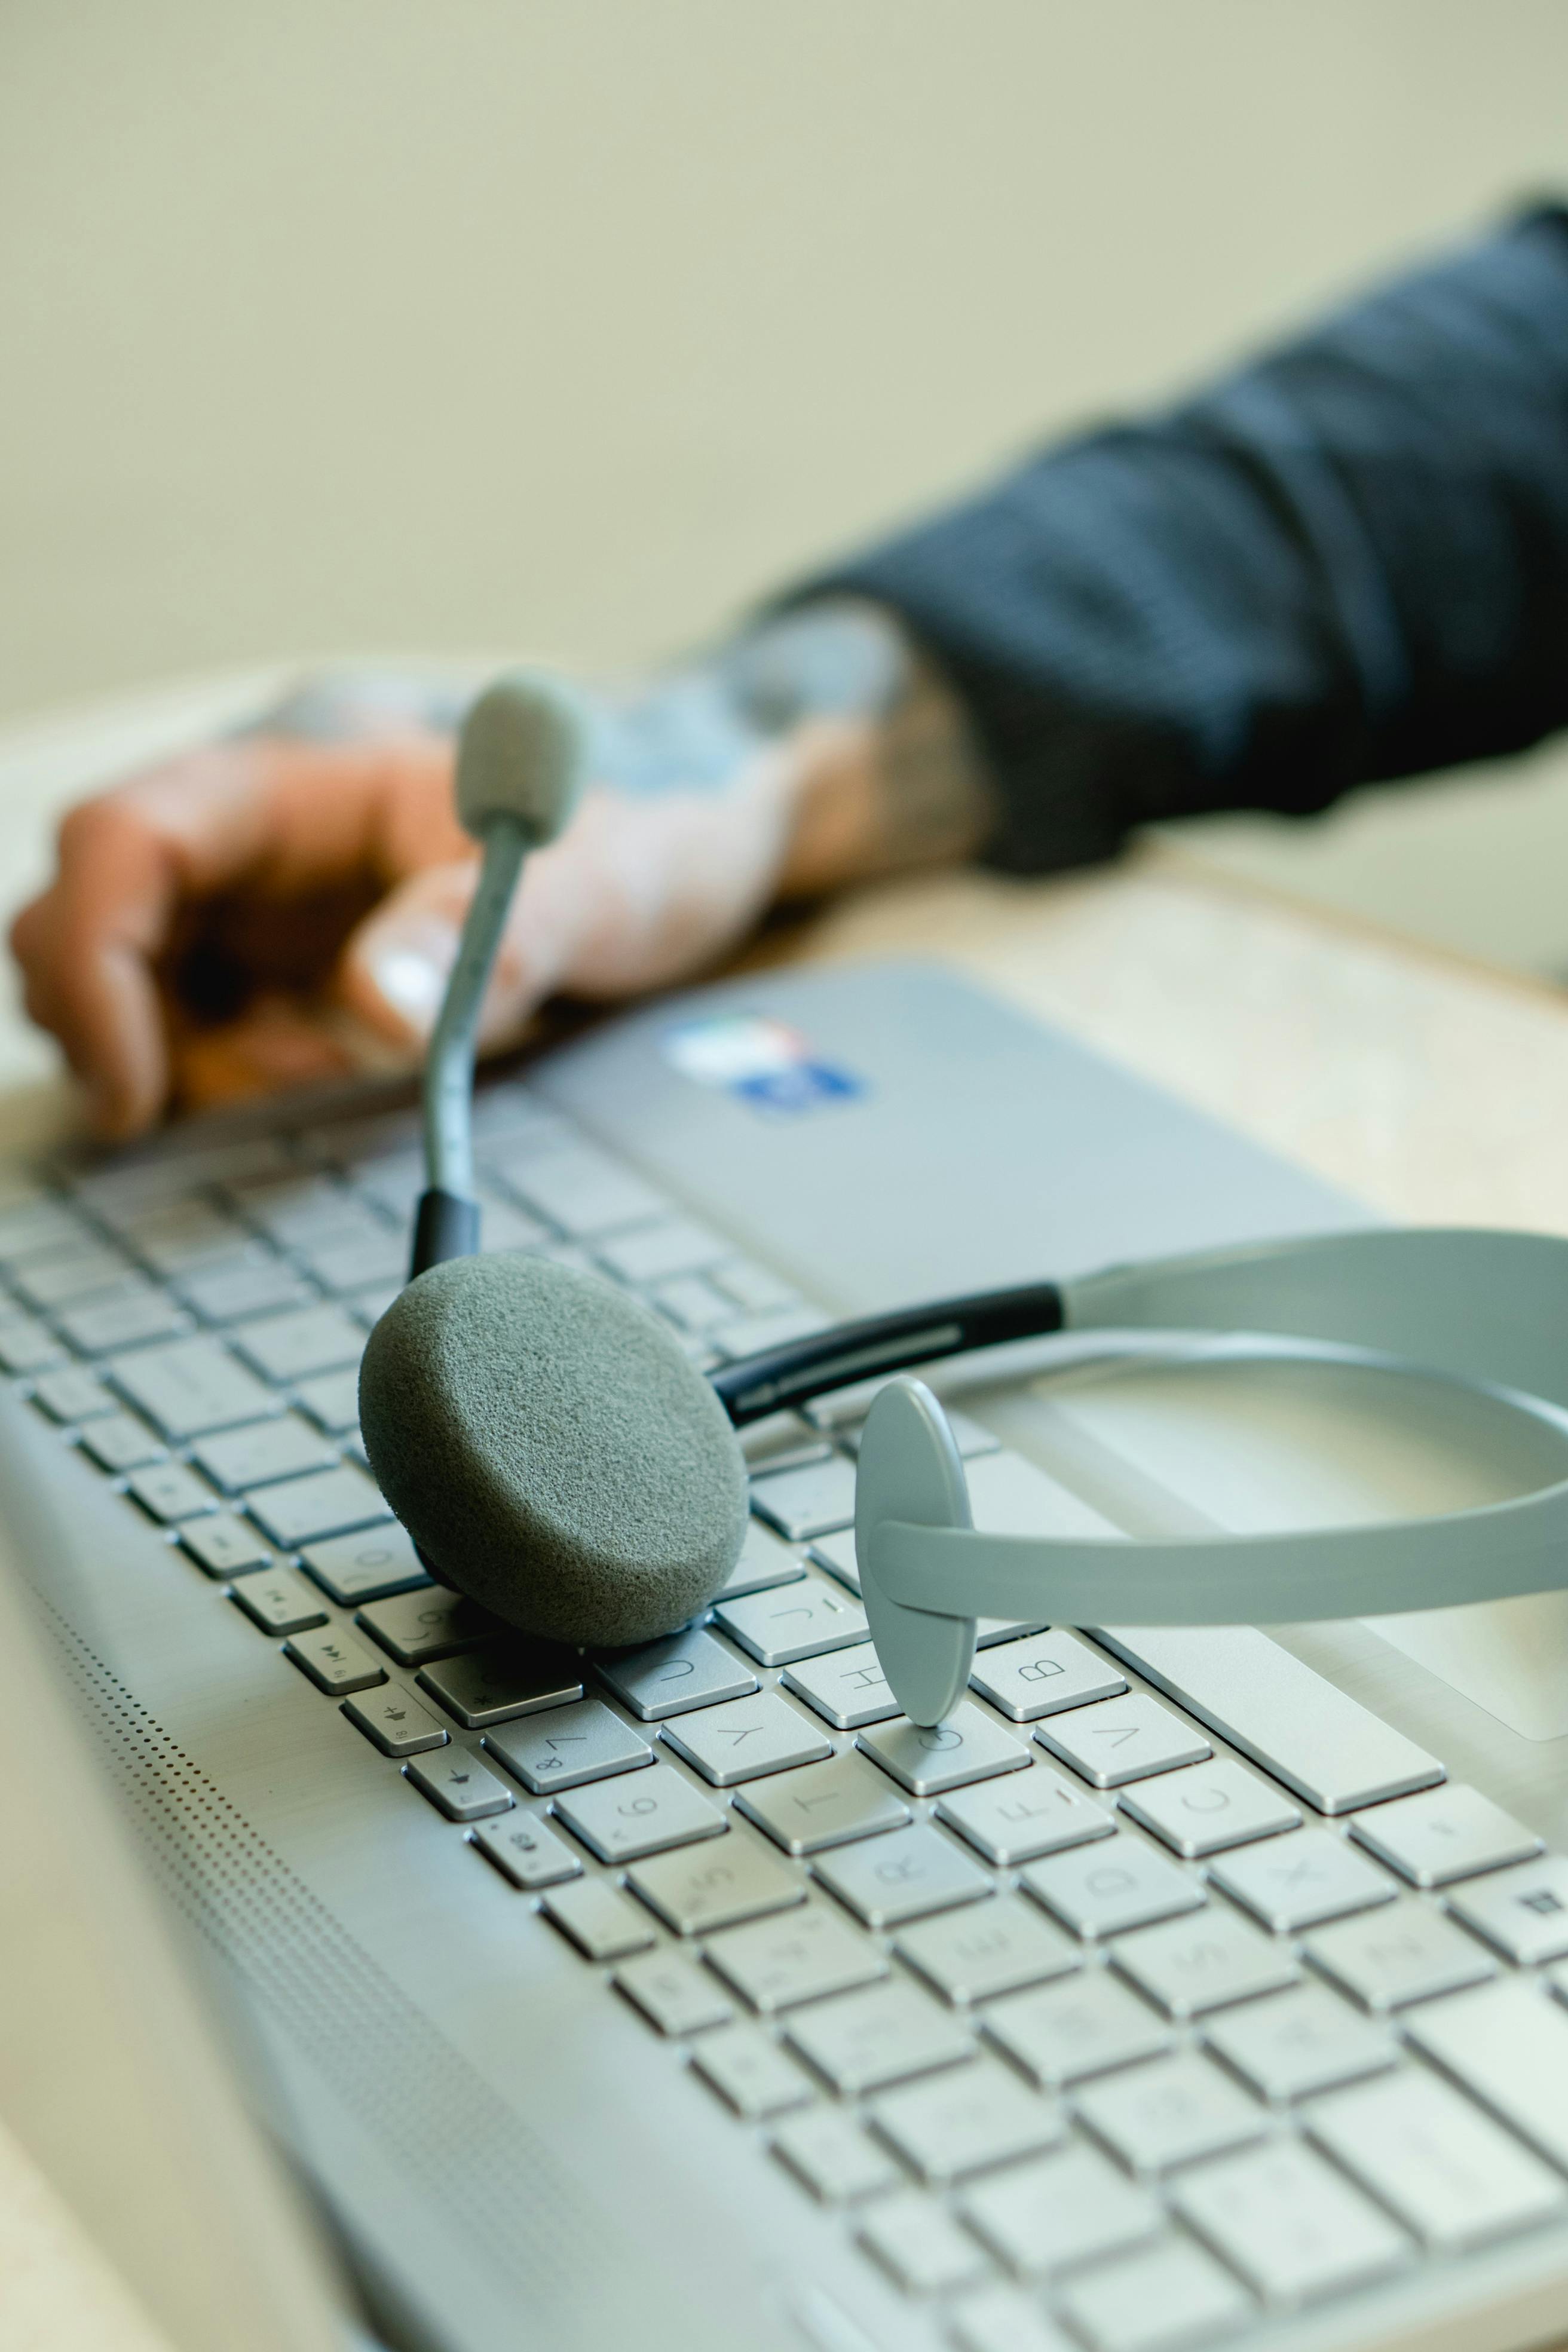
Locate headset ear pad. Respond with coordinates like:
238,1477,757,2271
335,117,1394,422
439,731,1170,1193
359,1252,749,1649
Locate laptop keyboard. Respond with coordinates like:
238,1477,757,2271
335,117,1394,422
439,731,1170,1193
8,1079,1568,2350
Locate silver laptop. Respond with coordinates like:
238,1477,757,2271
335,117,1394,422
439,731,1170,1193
7,957,1568,2352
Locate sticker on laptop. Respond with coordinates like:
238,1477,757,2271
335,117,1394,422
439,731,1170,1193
662,1015,865,1116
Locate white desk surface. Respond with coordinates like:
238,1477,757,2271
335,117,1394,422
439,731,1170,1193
3,677,1568,2346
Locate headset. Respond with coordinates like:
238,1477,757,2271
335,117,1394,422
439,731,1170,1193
358,673,1568,1725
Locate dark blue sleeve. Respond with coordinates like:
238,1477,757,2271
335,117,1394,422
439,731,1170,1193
806,209,1568,872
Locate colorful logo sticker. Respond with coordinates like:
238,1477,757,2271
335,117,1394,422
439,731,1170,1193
663,1014,866,1116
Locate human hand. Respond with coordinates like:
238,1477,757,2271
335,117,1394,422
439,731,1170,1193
11,612,990,1140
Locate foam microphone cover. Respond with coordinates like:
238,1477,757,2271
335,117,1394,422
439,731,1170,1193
455,670,590,844
358,1252,749,1649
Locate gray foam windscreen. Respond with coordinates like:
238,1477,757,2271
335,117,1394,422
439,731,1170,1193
454,671,589,843
358,1252,749,1648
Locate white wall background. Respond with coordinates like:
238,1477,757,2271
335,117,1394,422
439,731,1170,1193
4,0,1568,969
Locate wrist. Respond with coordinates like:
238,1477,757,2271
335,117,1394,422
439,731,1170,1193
712,599,996,896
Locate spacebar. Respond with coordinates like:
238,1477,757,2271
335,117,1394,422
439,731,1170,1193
1093,1625,1444,1814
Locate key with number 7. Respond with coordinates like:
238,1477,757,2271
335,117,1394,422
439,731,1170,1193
484,1699,654,1793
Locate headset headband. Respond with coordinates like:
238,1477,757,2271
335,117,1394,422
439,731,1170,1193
840,1228,1568,1723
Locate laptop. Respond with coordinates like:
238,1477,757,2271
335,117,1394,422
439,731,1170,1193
6,956,1568,2352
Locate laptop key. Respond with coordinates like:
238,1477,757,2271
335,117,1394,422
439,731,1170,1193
858,1704,1030,1797
1076,2050,1266,2172
691,2023,814,2119
970,1630,1128,1722
983,1973,1172,2091
1405,1977,1568,2173
541,1878,654,1961
405,1748,514,1822
30,1366,115,1423
950,2287,1076,2352
342,1685,449,1757
1451,1855,1568,1964
1208,1826,1396,1933
506,1142,666,1238
715,1520,808,1601
1111,1907,1298,2019
1202,1982,1395,2102
300,1524,427,1604
713,1259,802,1317
1304,1897,1496,2010
614,1949,734,2036
772,2108,902,2204
57,1280,189,1355
191,1414,337,1492
472,1190,555,1253
807,1529,861,1594
177,1256,314,1324
0,1315,66,1373
284,1625,387,1695
1119,1758,1300,1858
293,1367,363,1435
1094,1626,1444,1815
296,1228,407,1296
1034,1695,1211,1789
627,1835,804,1935
650,1273,733,1333
872,2059,1064,2191
715,1577,868,1667
247,1464,391,1548
485,1699,653,1792
1349,1783,1542,1888
343,1284,400,1331
80,1412,167,1473
895,1892,1080,2006
858,2192,991,2295
12,1245,137,1309
470,1811,581,1890
231,1566,329,1636
740,1414,831,1478
737,1751,910,1855
21,1260,136,1336
748,1456,859,1543
660,1690,832,1786
593,1627,758,1720
231,1304,365,1384
552,1761,727,1862
126,1462,219,1524
1021,1837,1205,1939
1309,2068,1566,2247
0,1196,93,1262
1056,2240,1251,2352
711,1307,830,1362
705,1903,888,2013
785,1980,972,2095
814,1823,991,1931
783,1641,900,1729
960,2143,1161,2276
121,1199,254,1272
417,1643,584,1729
593,1216,731,1286
939,1765,1114,1868
357,1585,501,1667
180,1514,273,1578
110,1337,281,1440
1172,2137,1407,2302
